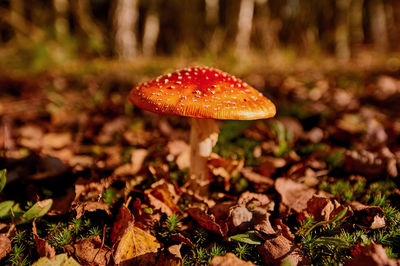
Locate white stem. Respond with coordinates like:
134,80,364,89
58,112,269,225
189,118,219,197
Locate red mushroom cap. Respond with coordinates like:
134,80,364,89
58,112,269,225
129,67,276,120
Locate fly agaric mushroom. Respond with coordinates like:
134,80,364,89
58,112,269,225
129,67,275,197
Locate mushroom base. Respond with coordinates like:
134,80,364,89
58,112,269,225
189,118,219,198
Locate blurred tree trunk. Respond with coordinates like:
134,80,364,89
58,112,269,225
71,0,105,53
142,1,160,57
335,0,351,62
205,0,224,53
254,0,280,51
205,0,219,26
113,0,138,59
369,0,388,53
350,0,364,45
235,0,255,58
53,0,69,41
10,0,24,43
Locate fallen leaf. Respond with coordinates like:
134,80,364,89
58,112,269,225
237,192,274,211
0,234,11,260
18,124,43,150
145,179,181,216
275,178,316,213
18,199,53,224
168,140,189,156
111,205,134,243
210,252,256,266
229,192,275,234
344,149,398,178
347,243,398,266
257,156,286,177
32,221,55,259
114,225,160,264
304,195,351,222
170,233,194,247
230,206,253,228
257,235,293,263
43,132,72,149
74,236,111,266
113,148,148,177
187,206,228,236
74,201,111,219
240,168,274,188
350,202,385,229
155,245,183,266
32,253,80,266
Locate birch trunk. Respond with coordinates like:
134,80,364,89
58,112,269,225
235,0,255,59
113,0,139,59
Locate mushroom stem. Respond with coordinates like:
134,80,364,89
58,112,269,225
189,118,219,197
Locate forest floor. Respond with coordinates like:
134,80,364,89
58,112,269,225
0,55,400,265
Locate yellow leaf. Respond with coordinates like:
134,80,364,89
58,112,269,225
114,225,160,264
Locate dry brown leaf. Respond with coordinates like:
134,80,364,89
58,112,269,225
257,156,286,177
114,225,160,264
168,140,189,156
0,234,11,260
32,221,55,259
348,243,398,266
350,202,386,229
145,179,181,216
74,201,111,219
344,149,398,178
337,114,366,134
123,127,153,146
18,124,43,150
187,206,228,236
111,205,134,244
375,75,400,100
275,178,316,213
155,245,183,266
176,149,190,170
306,127,324,143
237,192,274,211
254,214,276,236
209,156,244,191
211,252,256,266
170,233,194,247
258,235,293,263
113,148,148,177
274,219,295,241
229,192,275,234
43,132,72,149
74,236,111,266
240,168,274,187
303,195,352,222
230,206,253,228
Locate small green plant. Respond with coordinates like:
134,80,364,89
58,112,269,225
324,150,344,170
193,229,208,245
234,243,251,260
87,226,101,237
9,244,30,266
102,188,119,205
209,244,226,261
271,121,293,157
165,214,181,234
156,214,182,240
9,231,34,266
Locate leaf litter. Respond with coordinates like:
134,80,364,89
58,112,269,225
0,69,400,265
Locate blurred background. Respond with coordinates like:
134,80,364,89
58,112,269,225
1,0,400,73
